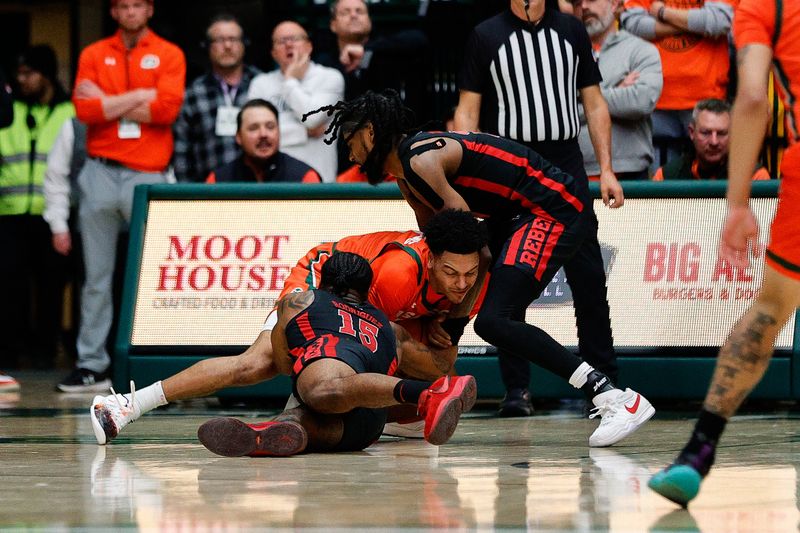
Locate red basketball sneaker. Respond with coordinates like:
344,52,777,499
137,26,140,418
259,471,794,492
197,418,307,457
417,375,477,445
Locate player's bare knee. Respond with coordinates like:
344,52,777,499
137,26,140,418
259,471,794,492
301,381,349,414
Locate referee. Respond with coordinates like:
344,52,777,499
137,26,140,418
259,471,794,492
454,0,622,416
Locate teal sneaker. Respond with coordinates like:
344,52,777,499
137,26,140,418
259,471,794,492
648,464,702,507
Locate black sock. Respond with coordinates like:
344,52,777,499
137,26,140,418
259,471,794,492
677,409,727,477
392,379,431,404
581,370,615,399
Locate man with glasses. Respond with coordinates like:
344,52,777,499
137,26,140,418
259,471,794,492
173,13,261,183
247,21,344,182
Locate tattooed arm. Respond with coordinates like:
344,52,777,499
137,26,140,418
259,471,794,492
271,291,316,362
392,322,457,380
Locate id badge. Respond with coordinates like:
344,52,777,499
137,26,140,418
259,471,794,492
118,119,142,139
215,105,239,137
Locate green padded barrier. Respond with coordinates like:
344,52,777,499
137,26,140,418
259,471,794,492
116,180,797,401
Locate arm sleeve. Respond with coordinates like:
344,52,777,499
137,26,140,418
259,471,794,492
42,120,75,234
282,68,345,129
458,29,489,93
620,4,657,41
601,41,663,119
574,22,603,89
148,46,186,125
685,1,734,37
367,253,419,320
73,48,107,124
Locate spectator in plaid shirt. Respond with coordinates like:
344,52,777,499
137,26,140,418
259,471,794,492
173,13,261,182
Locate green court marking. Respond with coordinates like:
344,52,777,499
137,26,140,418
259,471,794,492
0,436,197,444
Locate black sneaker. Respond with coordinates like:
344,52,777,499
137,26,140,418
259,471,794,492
57,368,112,393
498,388,533,417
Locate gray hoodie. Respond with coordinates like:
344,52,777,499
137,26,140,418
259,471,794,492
578,30,662,175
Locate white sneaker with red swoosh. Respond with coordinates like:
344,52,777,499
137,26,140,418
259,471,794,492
588,388,655,447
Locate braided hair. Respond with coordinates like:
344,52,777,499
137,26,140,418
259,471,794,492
302,89,415,184
320,251,374,301
423,209,488,256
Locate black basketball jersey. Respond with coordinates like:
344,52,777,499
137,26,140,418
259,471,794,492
397,131,589,225
284,289,397,372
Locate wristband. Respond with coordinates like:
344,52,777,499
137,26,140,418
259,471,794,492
440,316,470,346
657,6,666,22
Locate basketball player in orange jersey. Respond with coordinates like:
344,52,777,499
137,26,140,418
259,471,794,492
197,251,477,456
90,209,487,444
650,0,800,506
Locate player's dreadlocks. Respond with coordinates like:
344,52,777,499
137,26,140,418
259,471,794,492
321,251,374,302
302,89,415,184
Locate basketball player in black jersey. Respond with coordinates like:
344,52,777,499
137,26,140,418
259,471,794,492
197,252,478,457
304,90,654,447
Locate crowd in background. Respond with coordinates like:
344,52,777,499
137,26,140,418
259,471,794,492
0,0,783,395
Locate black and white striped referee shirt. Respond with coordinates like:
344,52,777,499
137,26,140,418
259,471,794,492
459,9,601,144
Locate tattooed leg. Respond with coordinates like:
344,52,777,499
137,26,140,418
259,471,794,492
703,308,779,418
704,266,800,419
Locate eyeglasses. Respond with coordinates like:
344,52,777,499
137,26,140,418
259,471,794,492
272,35,308,46
335,7,368,17
209,36,243,46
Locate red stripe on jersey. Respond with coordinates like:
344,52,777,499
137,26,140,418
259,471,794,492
504,224,526,266
387,357,399,377
535,222,565,281
322,335,339,357
455,175,554,220
290,347,306,376
461,140,584,212
296,312,316,341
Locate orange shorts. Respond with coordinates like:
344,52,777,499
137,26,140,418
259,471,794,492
766,146,800,280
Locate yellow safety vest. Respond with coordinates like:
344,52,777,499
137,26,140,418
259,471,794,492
0,100,75,215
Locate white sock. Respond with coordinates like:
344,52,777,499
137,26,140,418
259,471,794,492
129,381,168,414
568,362,594,389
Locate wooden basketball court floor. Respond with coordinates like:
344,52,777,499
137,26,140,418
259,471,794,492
1,371,798,532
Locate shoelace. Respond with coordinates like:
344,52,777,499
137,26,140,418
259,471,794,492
108,380,137,420
588,398,622,420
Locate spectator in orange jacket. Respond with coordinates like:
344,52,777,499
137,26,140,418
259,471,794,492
652,99,770,181
60,0,185,393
